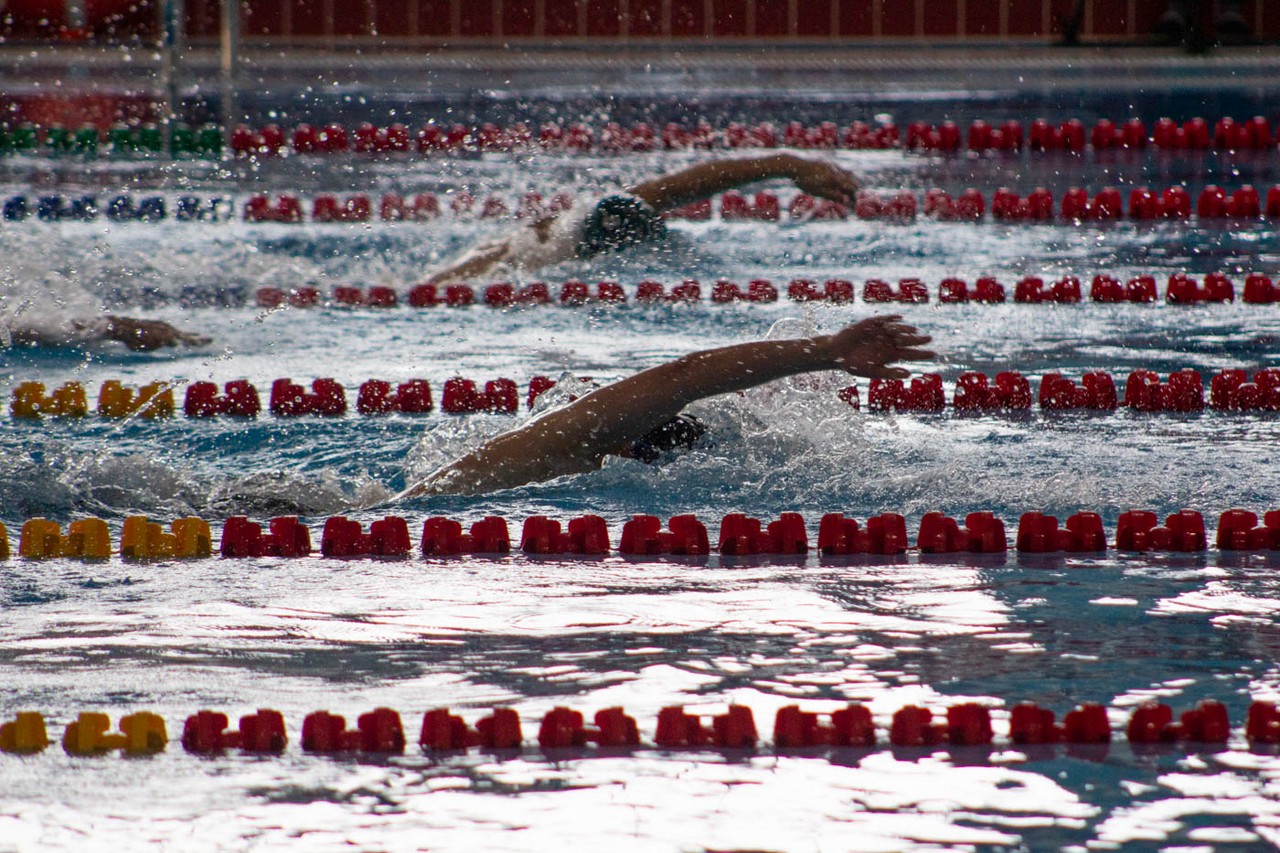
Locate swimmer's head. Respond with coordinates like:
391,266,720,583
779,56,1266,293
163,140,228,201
576,195,667,257
625,414,707,464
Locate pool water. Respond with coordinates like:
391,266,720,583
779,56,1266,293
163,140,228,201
3,113,1280,850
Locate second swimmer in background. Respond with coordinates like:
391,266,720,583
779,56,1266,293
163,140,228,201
422,153,861,283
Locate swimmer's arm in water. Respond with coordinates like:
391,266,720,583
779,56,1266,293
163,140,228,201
423,154,860,284
6,316,211,351
401,315,932,497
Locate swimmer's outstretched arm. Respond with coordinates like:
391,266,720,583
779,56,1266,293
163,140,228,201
401,315,932,497
96,316,211,351
628,152,860,212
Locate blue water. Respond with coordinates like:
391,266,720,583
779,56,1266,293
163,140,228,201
2,131,1280,849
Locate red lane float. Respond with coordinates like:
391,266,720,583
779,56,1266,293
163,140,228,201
618,514,710,556
720,191,781,221
1217,510,1280,550
1015,512,1107,553
991,188,1051,221
182,709,287,754
864,278,929,303
1115,510,1207,552
1010,702,1111,744
816,512,909,556
356,379,433,414
1013,276,1082,303
1210,369,1280,411
917,512,1007,554
319,516,412,557
302,708,405,753
1039,373,1118,410
1090,275,1158,302
656,705,757,748
184,380,261,417
717,512,808,555
868,374,945,412
852,190,916,221
1127,700,1229,744
269,378,346,416
1123,370,1204,412
219,515,313,558
538,707,641,749
953,372,1032,410
441,377,518,414
420,707,523,751
255,286,320,308
1166,272,1235,303
1128,187,1192,220
1060,187,1124,220
787,278,855,302
1028,118,1087,153
710,278,779,303
420,516,511,556
520,515,611,555
890,704,997,747
774,704,876,748
939,277,1005,302
925,188,987,221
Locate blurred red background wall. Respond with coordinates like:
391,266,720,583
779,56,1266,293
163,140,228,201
2,0,1276,42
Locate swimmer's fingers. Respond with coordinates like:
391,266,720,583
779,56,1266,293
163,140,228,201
892,347,937,362
827,315,935,377
865,366,912,380
176,330,213,347
889,332,932,348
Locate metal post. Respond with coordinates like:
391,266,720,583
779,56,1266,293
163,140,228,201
66,0,86,30
161,0,185,141
221,0,241,141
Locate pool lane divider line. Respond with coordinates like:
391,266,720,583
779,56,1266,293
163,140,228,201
249,271,1278,308
4,508,1280,562
9,368,1280,421
4,698,1280,758
5,115,1278,159
8,185,1280,226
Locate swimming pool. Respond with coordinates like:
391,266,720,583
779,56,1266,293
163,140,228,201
3,81,1280,849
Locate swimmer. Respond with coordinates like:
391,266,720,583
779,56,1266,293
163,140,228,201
424,153,861,283
2,314,210,351
399,314,932,497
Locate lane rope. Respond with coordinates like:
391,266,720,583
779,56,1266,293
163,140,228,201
9,369,1278,421
3,697,1278,757
7,185,1280,224
3,116,1277,159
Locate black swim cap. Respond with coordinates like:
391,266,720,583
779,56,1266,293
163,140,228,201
576,195,667,258
629,414,707,464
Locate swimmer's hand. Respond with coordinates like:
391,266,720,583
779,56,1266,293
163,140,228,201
102,315,212,351
424,239,512,285
785,155,861,206
823,315,934,380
